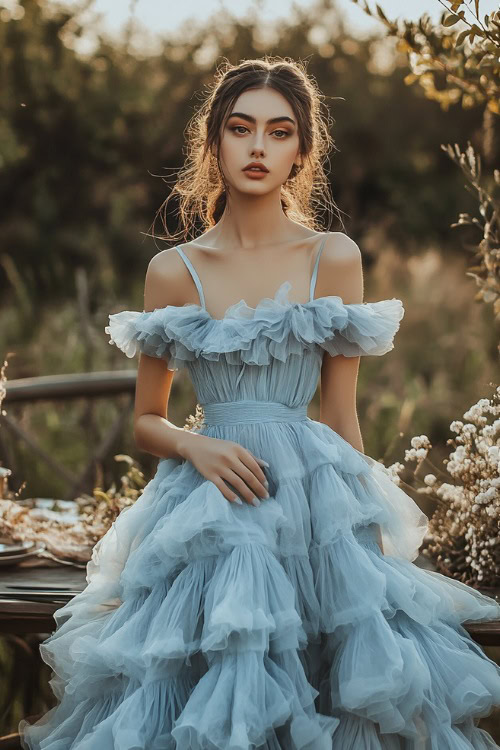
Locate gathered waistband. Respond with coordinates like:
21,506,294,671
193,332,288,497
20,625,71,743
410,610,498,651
201,400,309,425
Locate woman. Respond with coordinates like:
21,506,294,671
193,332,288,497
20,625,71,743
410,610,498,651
20,56,500,750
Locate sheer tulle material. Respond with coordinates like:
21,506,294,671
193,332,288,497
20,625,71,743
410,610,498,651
104,280,405,369
20,280,500,749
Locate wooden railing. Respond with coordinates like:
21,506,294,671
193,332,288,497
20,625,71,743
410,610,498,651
1,371,138,499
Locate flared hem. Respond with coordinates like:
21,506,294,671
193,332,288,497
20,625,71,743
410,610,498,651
19,418,500,750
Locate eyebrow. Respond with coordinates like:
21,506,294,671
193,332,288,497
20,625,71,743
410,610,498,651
227,112,296,126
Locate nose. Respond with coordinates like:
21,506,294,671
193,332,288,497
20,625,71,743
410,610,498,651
250,133,265,158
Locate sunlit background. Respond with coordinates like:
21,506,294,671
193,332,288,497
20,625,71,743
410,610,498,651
0,0,499,740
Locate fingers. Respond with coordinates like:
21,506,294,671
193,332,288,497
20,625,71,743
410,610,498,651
234,459,270,502
207,443,272,507
239,453,270,493
210,474,244,505
220,467,268,506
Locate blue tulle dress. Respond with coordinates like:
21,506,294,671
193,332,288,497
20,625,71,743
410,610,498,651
20,235,500,749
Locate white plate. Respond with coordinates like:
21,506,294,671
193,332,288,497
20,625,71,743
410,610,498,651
0,540,36,557
0,545,46,566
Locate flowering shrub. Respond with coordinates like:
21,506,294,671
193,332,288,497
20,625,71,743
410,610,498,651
386,384,500,588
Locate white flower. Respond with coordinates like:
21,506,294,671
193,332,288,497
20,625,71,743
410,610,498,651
487,445,500,463
410,435,431,450
462,423,477,435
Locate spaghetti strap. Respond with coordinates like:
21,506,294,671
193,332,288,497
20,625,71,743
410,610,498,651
175,236,327,309
174,246,206,309
309,233,328,302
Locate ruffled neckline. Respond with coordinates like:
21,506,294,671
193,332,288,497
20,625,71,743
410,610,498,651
105,280,405,371
147,280,343,323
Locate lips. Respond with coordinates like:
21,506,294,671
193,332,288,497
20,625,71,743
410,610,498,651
243,162,269,172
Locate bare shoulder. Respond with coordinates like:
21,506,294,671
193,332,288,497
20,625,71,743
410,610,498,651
143,245,193,312
316,232,363,304
321,231,361,265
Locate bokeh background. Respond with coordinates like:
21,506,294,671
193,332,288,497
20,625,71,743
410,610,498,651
0,0,499,742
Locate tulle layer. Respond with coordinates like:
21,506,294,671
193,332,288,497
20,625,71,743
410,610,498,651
105,281,405,370
19,419,500,749
329,712,500,749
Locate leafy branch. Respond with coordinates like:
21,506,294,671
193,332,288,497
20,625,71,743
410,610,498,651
351,0,500,325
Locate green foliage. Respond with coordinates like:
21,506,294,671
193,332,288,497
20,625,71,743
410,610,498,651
352,0,500,113
352,0,500,325
443,141,500,318
0,0,489,317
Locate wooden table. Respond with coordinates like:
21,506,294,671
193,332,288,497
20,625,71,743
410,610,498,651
0,557,87,634
0,554,499,645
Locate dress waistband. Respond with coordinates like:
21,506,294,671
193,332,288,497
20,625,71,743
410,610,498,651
202,400,309,425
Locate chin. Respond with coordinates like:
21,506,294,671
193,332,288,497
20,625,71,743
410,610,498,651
238,175,280,190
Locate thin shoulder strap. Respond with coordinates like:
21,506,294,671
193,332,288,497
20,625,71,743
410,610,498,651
174,246,206,309
309,233,328,302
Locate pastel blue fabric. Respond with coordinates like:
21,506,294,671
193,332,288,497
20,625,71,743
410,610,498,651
20,237,500,749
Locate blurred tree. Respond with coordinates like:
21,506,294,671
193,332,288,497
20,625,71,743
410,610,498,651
352,0,500,321
0,0,490,313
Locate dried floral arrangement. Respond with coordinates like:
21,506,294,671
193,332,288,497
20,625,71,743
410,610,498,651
0,360,207,566
385,384,500,589
0,454,147,565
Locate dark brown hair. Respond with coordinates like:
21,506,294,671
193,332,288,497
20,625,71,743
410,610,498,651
151,55,343,244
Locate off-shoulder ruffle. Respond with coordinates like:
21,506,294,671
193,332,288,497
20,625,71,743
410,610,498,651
105,281,404,370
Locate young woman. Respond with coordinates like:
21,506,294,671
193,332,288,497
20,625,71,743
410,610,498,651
20,57,500,750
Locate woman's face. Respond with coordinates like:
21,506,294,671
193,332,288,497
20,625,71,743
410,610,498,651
218,87,301,194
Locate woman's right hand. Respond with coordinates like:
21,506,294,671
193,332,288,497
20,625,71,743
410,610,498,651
180,433,270,507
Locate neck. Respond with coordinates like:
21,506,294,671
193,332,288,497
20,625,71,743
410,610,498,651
218,187,296,250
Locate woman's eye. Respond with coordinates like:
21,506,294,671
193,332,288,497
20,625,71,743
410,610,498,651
229,126,289,138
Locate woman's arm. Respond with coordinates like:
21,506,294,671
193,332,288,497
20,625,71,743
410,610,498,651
317,234,384,553
133,253,199,461
317,233,364,450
